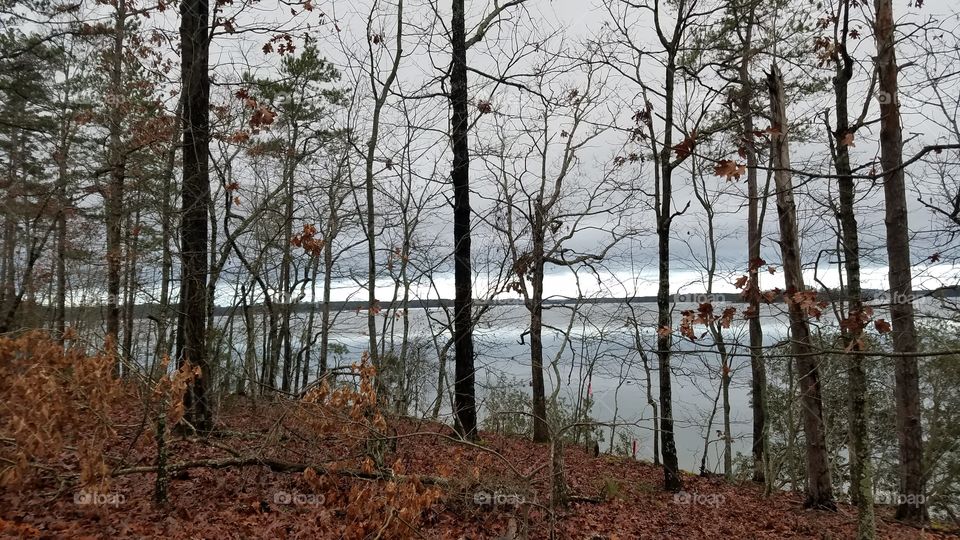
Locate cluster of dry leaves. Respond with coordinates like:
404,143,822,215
0,333,955,538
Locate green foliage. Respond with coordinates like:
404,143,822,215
480,375,604,445
244,43,349,142
764,322,960,518
481,375,531,437
601,476,623,500
765,330,888,495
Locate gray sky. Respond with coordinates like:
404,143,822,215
148,0,960,301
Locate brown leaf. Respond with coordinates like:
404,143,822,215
714,159,746,180
672,130,697,160
875,319,892,333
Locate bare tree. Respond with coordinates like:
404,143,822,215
178,0,212,432
767,63,834,510
872,0,926,524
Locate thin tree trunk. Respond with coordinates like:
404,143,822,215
319,231,333,376
530,222,548,442
656,50,682,492
122,206,140,362
736,2,768,484
105,0,128,373
280,149,295,393
54,63,76,345
155,100,181,366
767,64,834,510
302,255,319,390
872,0,926,523
238,282,257,395
450,0,477,440
362,2,404,381
700,380,721,476
833,2,875,535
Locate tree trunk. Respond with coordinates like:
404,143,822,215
238,282,257,395
55,127,69,345
155,100,181,367
302,255,319,390
656,53,682,492
450,0,477,440
872,0,927,523
530,223,548,442
767,64,834,510
832,2,875,535
279,151,295,393
105,0,127,374
122,206,140,362
736,3,768,484
178,0,212,433
320,228,333,376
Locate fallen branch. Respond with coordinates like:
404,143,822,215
110,455,450,486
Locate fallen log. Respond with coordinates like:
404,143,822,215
111,455,450,486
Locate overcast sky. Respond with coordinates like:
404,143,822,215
109,0,960,301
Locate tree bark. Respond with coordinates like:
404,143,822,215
656,51,682,493
872,0,927,523
736,2,768,485
105,0,128,374
832,2,875,535
530,222,548,442
767,64,834,510
450,0,477,440
178,0,212,432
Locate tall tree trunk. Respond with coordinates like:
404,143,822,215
178,0,212,432
319,226,333,376
238,282,257,395
872,0,927,523
656,50,682,492
155,100,181,366
767,64,834,510
279,152,295,393
397,231,411,415
302,255,319,390
1,205,14,322
736,1,768,484
530,223,548,442
105,0,128,373
450,0,477,440
833,2,875,536
122,206,140,362
721,345,732,479
362,2,403,395
53,62,76,345
55,125,70,345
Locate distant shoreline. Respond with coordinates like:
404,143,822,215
45,286,960,318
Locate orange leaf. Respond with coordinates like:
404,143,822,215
672,129,697,160
875,319,892,333
714,159,746,180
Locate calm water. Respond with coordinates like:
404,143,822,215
120,297,950,472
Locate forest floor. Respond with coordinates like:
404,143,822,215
1,398,957,540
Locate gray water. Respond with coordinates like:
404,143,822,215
217,301,791,472
121,298,949,472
